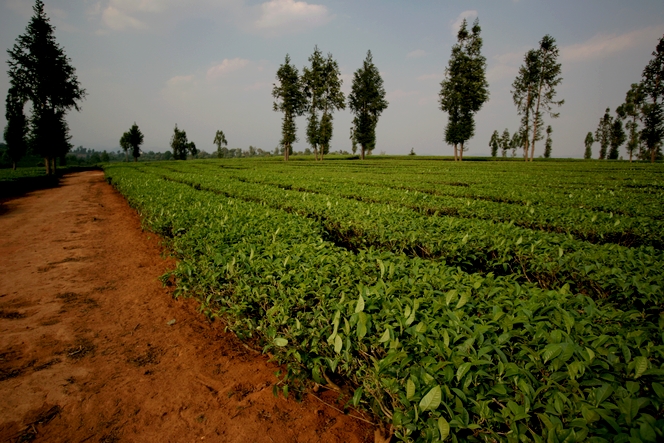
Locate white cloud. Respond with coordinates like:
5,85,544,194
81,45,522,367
253,0,332,35
166,75,196,88
206,58,250,80
561,25,664,62
451,10,477,35
407,49,427,59
101,6,146,30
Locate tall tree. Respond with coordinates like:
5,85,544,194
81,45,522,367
584,132,594,159
617,83,644,162
120,123,144,162
302,47,325,160
119,132,131,162
608,115,625,160
640,35,664,163
170,124,195,160
3,88,28,170
318,53,345,160
500,129,511,158
6,0,86,175
439,19,489,161
510,131,522,158
272,54,306,161
528,35,564,161
489,130,500,158
595,108,612,159
512,50,540,161
214,130,228,158
348,50,388,160
544,125,553,158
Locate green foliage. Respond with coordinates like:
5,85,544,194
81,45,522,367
5,0,85,173
489,130,500,158
608,117,625,160
273,54,307,161
105,159,664,443
120,122,144,162
170,124,196,160
584,132,594,159
440,19,489,161
596,109,612,160
213,130,228,158
544,125,553,158
348,51,388,160
639,36,664,163
3,88,29,169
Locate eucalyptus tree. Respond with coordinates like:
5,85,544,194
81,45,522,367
489,130,499,158
348,50,388,160
608,116,625,160
584,132,594,159
500,129,511,158
544,125,553,158
510,131,522,158
595,108,612,160
439,19,489,161
214,129,228,158
273,54,306,161
6,0,86,175
512,35,564,161
639,35,664,163
303,47,345,161
3,88,28,170
617,83,644,162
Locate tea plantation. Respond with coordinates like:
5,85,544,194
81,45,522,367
104,158,664,443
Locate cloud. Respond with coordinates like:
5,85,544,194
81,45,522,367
451,10,477,35
206,58,250,80
561,25,664,62
407,49,427,59
244,81,269,91
253,0,332,35
101,6,146,30
166,75,196,88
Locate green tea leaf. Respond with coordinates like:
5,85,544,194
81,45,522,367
419,385,441,411
406,379,416,400
456,291,469,310
273,337,288,347
334,335,343,354
438,416,450,441
456,362,472,382
634,356,649,379
355,293,365,313
379,329,390,343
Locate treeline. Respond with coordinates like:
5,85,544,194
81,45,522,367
584,38,664,163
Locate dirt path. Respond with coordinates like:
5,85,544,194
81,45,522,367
0,171,374,443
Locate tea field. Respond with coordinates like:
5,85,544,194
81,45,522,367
104,158,664,443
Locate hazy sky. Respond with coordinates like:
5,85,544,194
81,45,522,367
1,0,663,157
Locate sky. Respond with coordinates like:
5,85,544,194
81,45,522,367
1,0,663,158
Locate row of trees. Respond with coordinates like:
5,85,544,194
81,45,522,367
585,36,664,163
4,0,85,173
489,125,554,159
272,49,388,161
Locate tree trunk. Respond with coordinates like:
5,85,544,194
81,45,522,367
12,162,16,171
313,146,319,161
459,142,464,161
361,145,365,160
44,157,51,175
134,157,137,162
652,146,657,163
51,158,56,174
453,144,458,161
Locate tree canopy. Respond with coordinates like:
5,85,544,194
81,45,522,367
214,130,228,158
348,50,388,160
439,19,489,161
120,123,144,162
6,0,85,174
640,35,664,163
272,54,306,161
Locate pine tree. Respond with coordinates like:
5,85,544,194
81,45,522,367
348,51,388,160
544,125,553,158
121,123,144,162
6,0,86,174
439,19,489,161
584,132,594,159
640,35,664,163
595,108,612,159
3,88,28,170
273,54,306,161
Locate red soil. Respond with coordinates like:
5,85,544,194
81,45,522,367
0,171,375,443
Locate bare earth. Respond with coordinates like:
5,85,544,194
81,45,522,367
0,171,373,443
